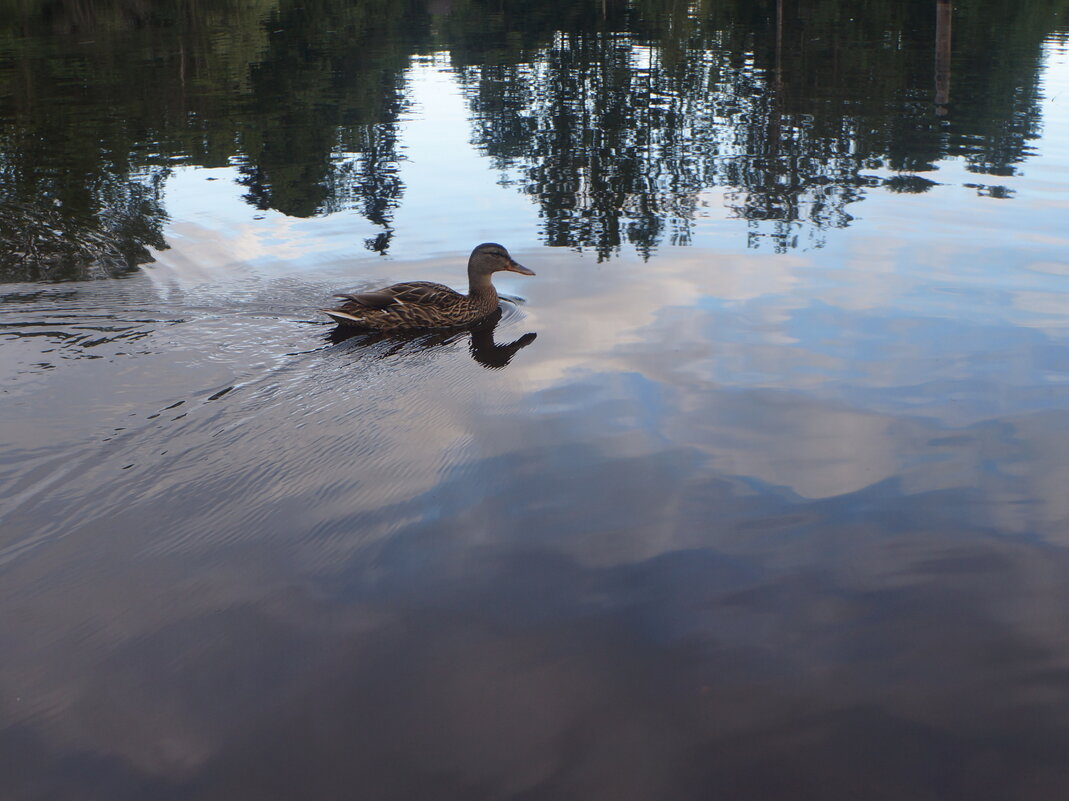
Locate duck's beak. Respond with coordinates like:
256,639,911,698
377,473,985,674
506,260,535,276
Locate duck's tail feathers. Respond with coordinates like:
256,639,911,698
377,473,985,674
321,308,368,326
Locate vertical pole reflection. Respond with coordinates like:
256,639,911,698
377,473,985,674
935,0,952,115
775,0,784,90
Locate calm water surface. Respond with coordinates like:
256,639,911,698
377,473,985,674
4,1,1069,798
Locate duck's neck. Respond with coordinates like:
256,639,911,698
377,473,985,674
467,271,499,307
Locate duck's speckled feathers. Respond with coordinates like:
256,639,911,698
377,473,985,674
323,281,486,329
332,281,461,309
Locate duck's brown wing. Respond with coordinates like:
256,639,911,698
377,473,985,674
333,281,461,309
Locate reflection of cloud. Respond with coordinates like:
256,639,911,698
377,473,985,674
1023,259,1069,275
517,247,807,390
826,233,907,312
148,216,325,289
986,413,1069,538
689,391,899,500
1011,289,1069,323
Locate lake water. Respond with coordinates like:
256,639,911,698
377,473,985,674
3,1,1069,798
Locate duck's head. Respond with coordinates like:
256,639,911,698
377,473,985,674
468,242,535,277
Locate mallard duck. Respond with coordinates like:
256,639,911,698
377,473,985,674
322,243,535,330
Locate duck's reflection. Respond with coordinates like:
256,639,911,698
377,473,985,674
327,306,537,369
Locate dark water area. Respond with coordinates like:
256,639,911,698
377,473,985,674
4,0,1069,798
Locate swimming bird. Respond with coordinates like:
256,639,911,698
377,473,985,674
322,243,535,330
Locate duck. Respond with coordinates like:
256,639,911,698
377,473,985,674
322,243,535,330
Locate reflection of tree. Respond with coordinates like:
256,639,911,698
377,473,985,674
0,173,167,281
0,0,427,280
0,0,274,279
452,0,1066,257
0,0,1065,276
235,0,422,230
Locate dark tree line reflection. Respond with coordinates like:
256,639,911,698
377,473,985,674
0,0,1066,277
454,0,1066,256
0,0,426,279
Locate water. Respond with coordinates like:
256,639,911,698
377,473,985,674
3,1,1069,798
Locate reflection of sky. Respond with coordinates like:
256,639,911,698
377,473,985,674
389,54,543,258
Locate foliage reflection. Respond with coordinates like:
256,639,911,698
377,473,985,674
0,0,1065,277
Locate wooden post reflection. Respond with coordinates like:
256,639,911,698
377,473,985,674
775,0,784,90
935,0,952,114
